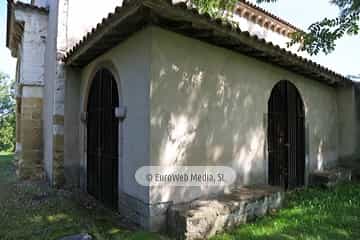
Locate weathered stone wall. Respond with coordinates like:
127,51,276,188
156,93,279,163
14,61,22,166
40,0,68,187
14,9,48,86
168,185,284,240
18,86,44,179
14,98,22,166
50,0,70,187
53,114,65,187
9,7,49,180
29,0,120,187
52,62,66,187
42,0,58,183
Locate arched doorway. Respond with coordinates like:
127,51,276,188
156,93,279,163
86,68,119,209
268,80,305,190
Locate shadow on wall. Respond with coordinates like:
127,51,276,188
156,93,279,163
150,57,270,203
307,87,338,172
148,48,339,203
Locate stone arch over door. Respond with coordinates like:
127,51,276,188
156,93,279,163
268,80,305,190
85,66,121,209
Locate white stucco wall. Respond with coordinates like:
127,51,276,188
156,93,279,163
31,0,49,8
64,67,81,185
337,84,360,169
337,86,355,159
78,29,152,203
42,0,59,181
149,27,338,204
14,9,48,86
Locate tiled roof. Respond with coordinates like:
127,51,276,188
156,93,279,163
63,0,350,85
239,0,302,32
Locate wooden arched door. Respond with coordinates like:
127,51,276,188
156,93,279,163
268,80,305,190
87,68,119,209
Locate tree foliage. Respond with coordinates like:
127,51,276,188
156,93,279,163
0,72,15,152
190,0,360,55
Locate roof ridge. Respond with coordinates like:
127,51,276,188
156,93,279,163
239,0,302,32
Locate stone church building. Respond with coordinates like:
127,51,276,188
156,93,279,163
6,0,360,232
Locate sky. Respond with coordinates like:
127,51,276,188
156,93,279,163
251,0,360,79
0,0,16,79
0,0,359,79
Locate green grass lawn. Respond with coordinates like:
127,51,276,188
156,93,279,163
1,153,360,240
211,183,360,240
0,153,162,240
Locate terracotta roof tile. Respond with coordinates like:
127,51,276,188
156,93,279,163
238,0,302,32
63,0,350,85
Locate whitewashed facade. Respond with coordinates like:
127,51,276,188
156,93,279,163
6,0,359,231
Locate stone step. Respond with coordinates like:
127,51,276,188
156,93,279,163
167,185,284,240
309,168,353,188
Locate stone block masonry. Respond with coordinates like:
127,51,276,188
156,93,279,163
310,168,353,188
14,98,22,167
18,95,44,179
52,62,66,188
167,185,284,240
118,192,171,232
53,118,65,187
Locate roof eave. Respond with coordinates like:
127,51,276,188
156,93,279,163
6,0,13,48
64,0,350,85
64,0,145,66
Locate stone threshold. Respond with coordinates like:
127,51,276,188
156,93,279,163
310,167,353,188
167,185,284,240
